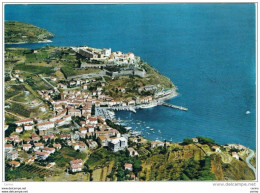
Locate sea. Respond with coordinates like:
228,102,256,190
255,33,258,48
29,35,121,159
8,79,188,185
5,4,256,149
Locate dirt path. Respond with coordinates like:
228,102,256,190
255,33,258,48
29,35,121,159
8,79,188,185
5,110,27,119
5,91,23,102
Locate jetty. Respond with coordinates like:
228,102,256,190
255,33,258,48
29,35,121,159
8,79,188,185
162,102,188,111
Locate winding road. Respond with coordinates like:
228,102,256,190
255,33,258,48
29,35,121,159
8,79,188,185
246,149,256,178
38,75,60,93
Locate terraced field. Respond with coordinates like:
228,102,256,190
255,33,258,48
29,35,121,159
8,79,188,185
5,164,54,181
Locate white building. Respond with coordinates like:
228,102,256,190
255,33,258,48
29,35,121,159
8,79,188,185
212,146,221,153
43,147,56,154
22,144,32,151
24,124,33,131
35,151,50,160
232,152,240,160
6,151,18,160
37,121,55,131
70,159,83,173
108,137,128,152
89,117,98,125
33,143,44,151
88,125,95,133
127,147,139,157
102,48,111,57
15,118,34,126
15,127,23,133
56,119,67,127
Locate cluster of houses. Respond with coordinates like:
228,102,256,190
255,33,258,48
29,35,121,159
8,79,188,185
4,80,144,173
38,85,157,113
4,110,143,173
4,66,173,175
210,143,249,160
9,69,24,82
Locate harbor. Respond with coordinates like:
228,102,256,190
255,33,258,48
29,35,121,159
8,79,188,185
95,101,188,121
95,108,115,120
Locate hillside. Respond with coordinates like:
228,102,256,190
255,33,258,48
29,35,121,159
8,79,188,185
5,21,54,43
46,138,254,182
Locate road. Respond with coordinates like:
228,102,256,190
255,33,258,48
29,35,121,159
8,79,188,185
5,110,27,120
5,91,23,102
38,75,60,93
72,120,80,129
246,149,256,178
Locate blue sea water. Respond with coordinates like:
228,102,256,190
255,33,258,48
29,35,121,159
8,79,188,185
5,4,256,149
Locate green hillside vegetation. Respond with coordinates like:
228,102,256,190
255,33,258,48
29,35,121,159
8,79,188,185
14,63,54,75
5,21,54,43
47,147,87,168
140,61,175,89
5,163,53,181
81,140,254,181
222,159,255,180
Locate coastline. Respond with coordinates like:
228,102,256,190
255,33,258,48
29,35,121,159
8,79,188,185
157,89,179,102
5,39,53,45
139,89,179,109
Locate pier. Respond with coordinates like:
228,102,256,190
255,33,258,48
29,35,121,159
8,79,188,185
162,102,188,111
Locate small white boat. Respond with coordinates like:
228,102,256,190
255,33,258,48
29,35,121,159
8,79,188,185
246,110,251,114
146,126,150,129
131,131,141,135
150,128,154,131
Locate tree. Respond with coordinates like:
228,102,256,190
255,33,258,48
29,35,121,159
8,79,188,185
91,104,95,116
182,138,193,145
105,119,127,134
5,75,11,82
5,123,17,137
116,168,126,181
133,158,142,174
197,136,215,145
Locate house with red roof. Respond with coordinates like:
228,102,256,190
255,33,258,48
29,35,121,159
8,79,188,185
70,159,83,173
35,151,50,160
24,124,33,131
15,118,34,126
22,144,32,151
124,163,133,171
37,121,54,135
9,160,20,167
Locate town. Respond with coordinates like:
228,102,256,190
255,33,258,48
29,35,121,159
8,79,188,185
4,45,255,181
4,45,178,180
